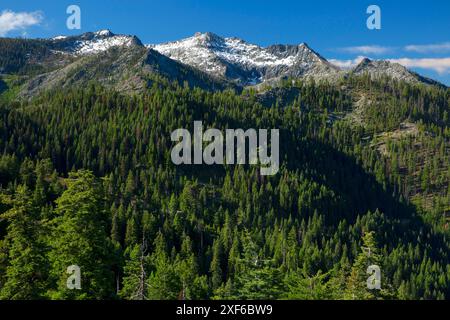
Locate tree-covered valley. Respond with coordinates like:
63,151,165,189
0,36,449,300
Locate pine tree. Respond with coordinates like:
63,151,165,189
232,231,283,300
344,231,391,300
284,270,332,300
47,170,115,299
120,238,150,300
175,235,207,299
0,185,48,299
210,239,223,290
147,232,180,299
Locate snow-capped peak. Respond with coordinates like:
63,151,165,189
50,30,142,56
73,34,135,55
94,29,114,37
151,32,340,85
45,30,440,88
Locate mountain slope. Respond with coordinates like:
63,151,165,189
0,31,233,99
0,30,446,101
0,30,449,301
1,74,448,300
151,32,342,85
351,58,444,86
150,32,446,88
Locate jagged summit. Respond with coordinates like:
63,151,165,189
49,29,143,56
149,32,446,87
152,32,341,85
94,29,114,37
194,31,224,44
2,30,444,88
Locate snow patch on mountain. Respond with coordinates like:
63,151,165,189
95,29,114,37
45,30,443,88
73,35,136,55
51,30,140,56
52,35,67,40
151,32,341,85
152,32,297,69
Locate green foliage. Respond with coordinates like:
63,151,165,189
0,186,48,299
120,243,150,300
0,38,52,75
47,170,115,299
0,76,448,300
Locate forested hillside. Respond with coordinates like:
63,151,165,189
0,73,449,300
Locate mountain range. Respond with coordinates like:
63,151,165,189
1,29,449,301
151,31,443,87
0,29,445,99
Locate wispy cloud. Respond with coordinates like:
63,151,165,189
389,58,450,74
338,45,392,55
338,42,450,55
331,42,450,76
404,42,450,54
0,10,43,37
329,56,367,69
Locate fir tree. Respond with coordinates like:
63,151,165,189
47,170,115,299
0,185,48,299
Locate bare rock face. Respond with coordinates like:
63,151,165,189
151,32,446,88
351,58,442,86
13,31,231,99
2,29,445,100
151,32,342,86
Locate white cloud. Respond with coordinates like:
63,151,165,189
329,56,367,69
405,42,450,54
389,58,450,74
0,10,43,37
338,45,392,55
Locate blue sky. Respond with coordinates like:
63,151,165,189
1,0,450,85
